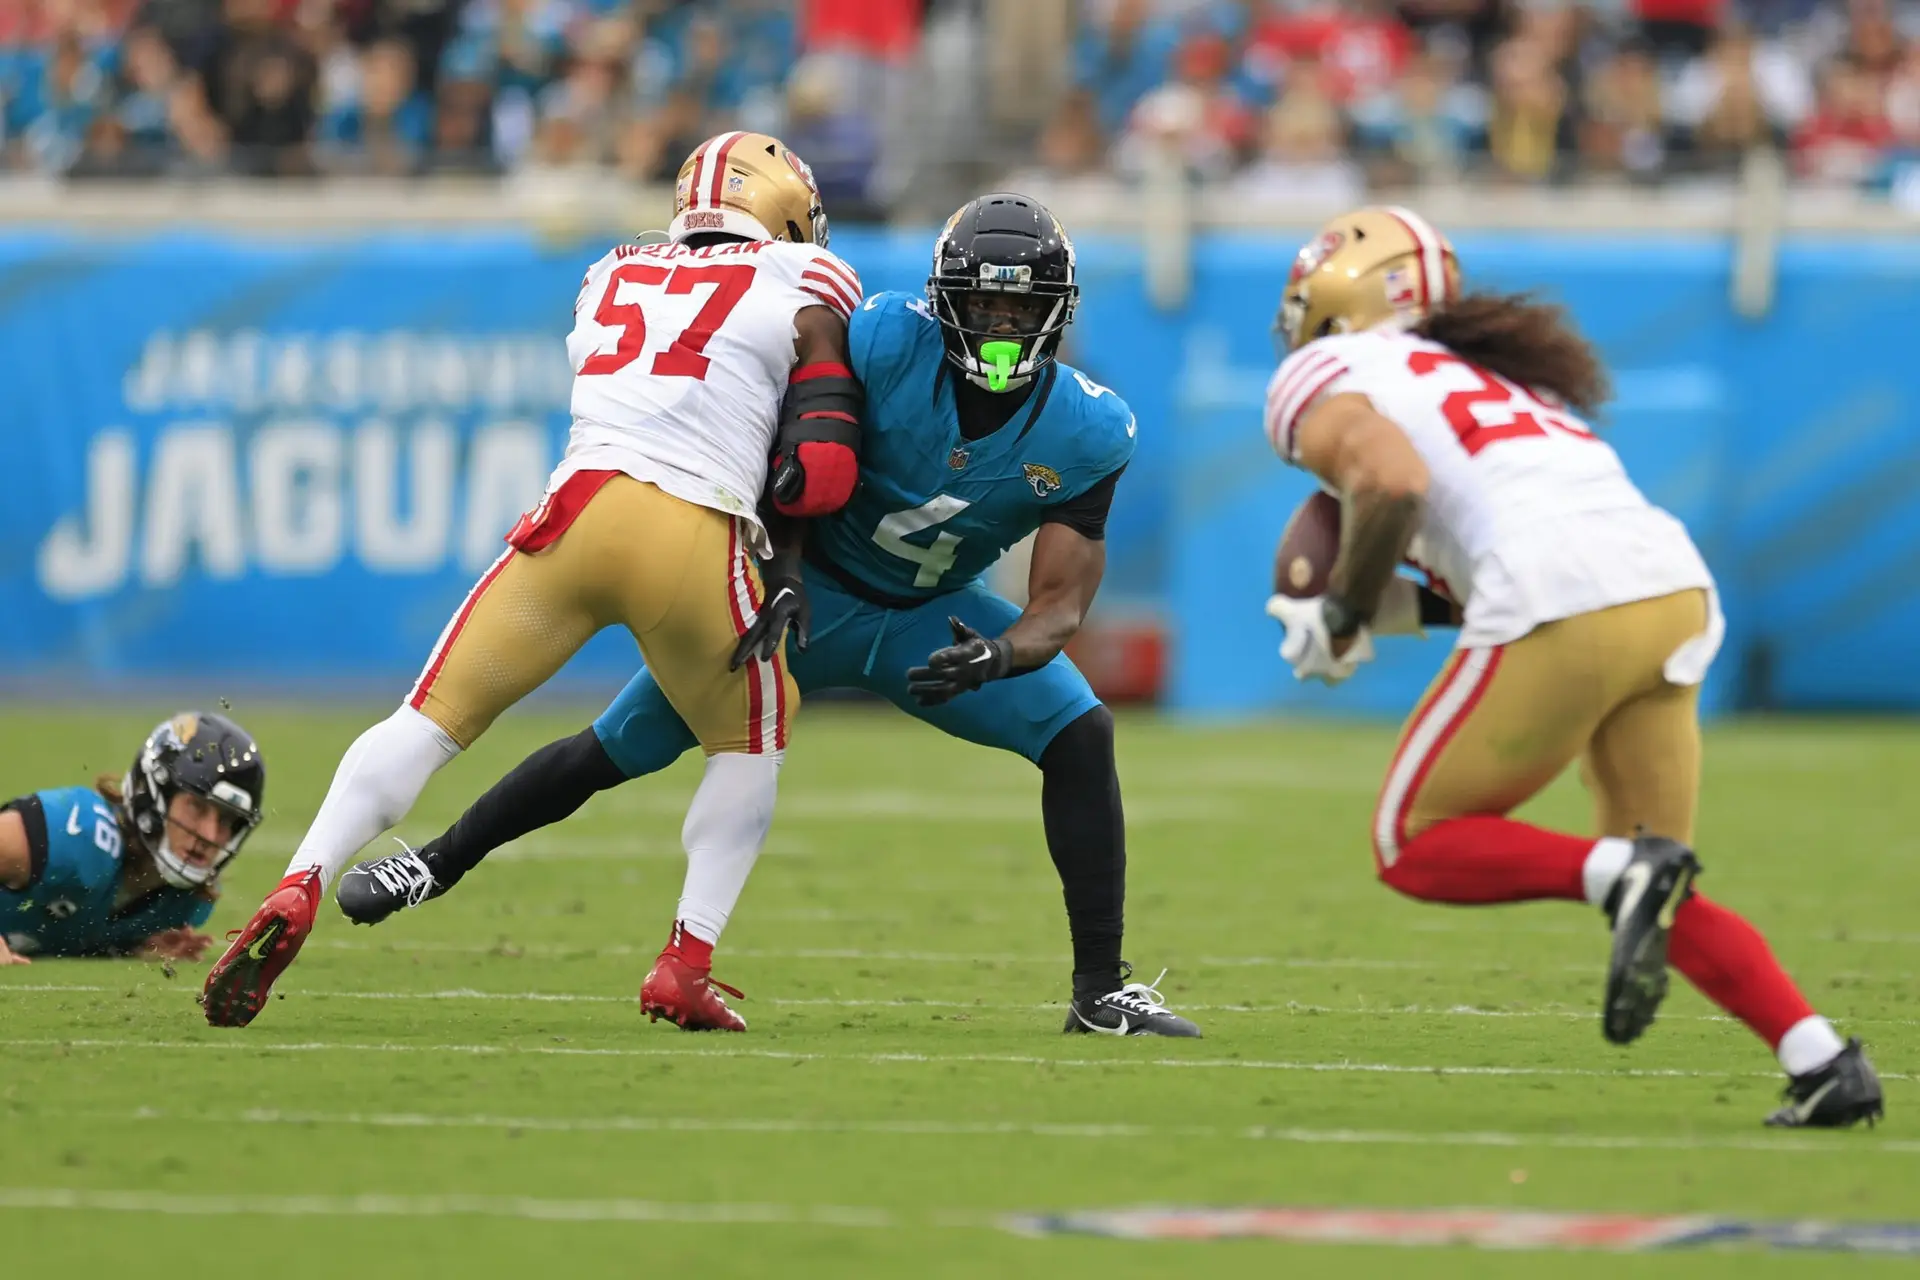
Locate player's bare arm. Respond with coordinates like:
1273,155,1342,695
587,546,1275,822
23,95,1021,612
0,807,29,891
908,461,1123,707
1003,521,1105,673
1295,391,1429,632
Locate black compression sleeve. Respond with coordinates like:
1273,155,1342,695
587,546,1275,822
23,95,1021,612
1038,706,1126,998
1038,464,1126,541
2,794,49,890
1417,586,1463,628
421,728,629,881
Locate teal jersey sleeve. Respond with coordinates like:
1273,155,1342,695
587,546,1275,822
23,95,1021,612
847,290,938,409
1039,363,1138,502
0,784,203,958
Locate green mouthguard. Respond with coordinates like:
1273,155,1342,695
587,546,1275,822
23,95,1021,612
978,340,1022,392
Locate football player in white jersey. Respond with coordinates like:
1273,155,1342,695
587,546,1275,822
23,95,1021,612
204,132,866,1030
1261,207,1882,1129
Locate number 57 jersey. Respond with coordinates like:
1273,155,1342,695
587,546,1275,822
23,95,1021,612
563,238,862,556
1265,329,1716,652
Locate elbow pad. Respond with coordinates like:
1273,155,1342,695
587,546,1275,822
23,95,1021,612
772,361,863,517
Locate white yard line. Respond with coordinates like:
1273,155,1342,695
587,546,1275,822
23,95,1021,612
44,1104,1920,1157
4,1036,1904,1081
0,1187,902,1227
8,982,1897,1026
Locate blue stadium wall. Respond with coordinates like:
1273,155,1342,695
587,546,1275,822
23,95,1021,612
0,226,1914,714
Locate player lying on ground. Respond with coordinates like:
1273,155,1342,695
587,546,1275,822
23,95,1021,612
203,132,865,1027
339,193,1200,1038
1260,205,1881,1128
0,713,265,965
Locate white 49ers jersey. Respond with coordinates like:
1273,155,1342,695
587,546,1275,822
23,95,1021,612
1265,329,1719,659
560,237,861,556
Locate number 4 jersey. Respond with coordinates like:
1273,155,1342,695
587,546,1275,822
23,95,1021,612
563,237,862,556
808,291,1137,602
1266,329,1718,656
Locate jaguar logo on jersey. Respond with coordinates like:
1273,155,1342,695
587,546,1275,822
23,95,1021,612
1289,230,1345,286
1023,463,1062,498
948,446,971,470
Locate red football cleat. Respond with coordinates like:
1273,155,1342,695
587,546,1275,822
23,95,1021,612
640,952,747,1032
201,870,321,1027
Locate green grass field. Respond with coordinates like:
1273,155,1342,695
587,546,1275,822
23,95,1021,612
2,703,1917,1277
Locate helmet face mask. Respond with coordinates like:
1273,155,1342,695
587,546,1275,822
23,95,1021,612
126,712,265,891
927,193,1080,393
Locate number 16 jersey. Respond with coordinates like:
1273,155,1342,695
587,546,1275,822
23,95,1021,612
562,238,862,557
1265,329,1716,656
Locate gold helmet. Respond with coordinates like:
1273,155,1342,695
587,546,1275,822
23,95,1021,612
1276,206,1462,352
668,131,830,247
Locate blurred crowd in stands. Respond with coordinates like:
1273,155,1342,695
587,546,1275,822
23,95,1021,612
3,0,1918,205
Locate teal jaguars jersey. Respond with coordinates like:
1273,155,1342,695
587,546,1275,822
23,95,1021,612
0,786,213,957
811,291,1138,600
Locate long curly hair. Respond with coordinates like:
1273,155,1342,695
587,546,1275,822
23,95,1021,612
1414,291,1612,417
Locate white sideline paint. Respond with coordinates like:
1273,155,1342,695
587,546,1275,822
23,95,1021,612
4,1036,1907,1081
47,1106,1920,1157
0,1187,902,1228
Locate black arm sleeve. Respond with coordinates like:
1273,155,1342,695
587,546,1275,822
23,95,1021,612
2,794,50,890
1417,586,1463,629
1038,464,1126,542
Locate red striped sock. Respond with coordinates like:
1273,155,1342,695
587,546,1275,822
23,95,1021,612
1380,816,1590,904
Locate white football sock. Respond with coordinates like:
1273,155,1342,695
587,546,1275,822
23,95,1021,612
675,751,782,945
1582,837,1634,908
1776,1014,1847,1077
287,705,461,893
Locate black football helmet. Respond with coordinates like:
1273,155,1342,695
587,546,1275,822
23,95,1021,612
124,711,266,890
927,193,1079,393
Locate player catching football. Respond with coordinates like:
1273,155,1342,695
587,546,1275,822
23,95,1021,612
203,132,865,1027
336,194,1200,1039
1260,206,1881,1128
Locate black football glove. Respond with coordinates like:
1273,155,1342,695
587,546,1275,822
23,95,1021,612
906,617,1013,706
730,572,810,670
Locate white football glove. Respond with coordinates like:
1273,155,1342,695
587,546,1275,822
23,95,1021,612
1264,594,1376,686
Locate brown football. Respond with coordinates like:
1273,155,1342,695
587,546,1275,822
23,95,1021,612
1273,490,1341,599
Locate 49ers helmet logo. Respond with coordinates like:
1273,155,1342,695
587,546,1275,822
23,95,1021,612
1289,230,1345,287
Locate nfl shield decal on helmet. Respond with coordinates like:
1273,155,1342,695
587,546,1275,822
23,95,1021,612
1023,463,1062,497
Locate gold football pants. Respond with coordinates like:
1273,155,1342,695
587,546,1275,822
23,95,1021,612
408,471,795,756
1373,588,1713,865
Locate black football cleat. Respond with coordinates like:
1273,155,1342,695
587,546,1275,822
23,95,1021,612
1766,1038,1884,1129
1602,834,1701,1045
336,842,455,926
1063,965,1203,1038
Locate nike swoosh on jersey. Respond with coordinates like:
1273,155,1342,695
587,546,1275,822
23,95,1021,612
66,806,81,836
1126,415,1137,438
